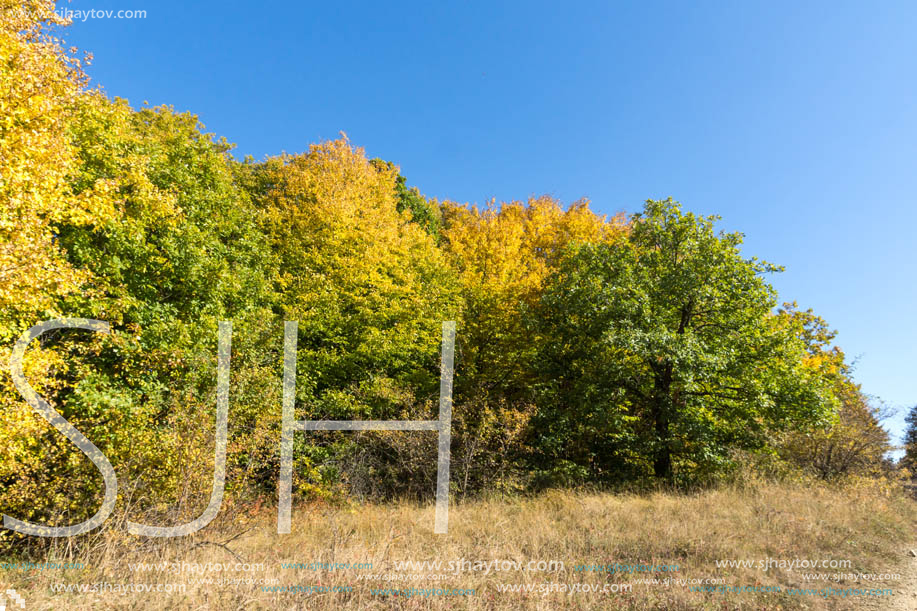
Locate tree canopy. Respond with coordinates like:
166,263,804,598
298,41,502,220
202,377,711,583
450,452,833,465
0,2,891,538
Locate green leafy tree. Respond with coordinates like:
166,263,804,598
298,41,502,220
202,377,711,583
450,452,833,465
775,304,891,480
530,199,835,483
10,92,280,526
440,196,623,492
902,406,917,473
246,139,460,498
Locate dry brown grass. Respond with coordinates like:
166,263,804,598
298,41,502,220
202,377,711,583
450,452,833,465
4,478,916,610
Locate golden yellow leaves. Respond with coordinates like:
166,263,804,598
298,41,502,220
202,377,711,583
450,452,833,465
0,1,112,314
0,2,121,524
259,137,451,314
442,196,625,303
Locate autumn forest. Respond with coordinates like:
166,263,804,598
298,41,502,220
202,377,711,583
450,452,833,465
0,1,893,543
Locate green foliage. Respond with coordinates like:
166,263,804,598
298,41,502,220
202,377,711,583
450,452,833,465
780,385,890,480
528,199,837,484
2,90,280,528
370,159,442,240
0,5,875,532
902,405,917,472
241,139,460,497
773,303,892,480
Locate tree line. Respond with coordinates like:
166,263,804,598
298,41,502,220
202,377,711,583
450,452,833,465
0,2,893,537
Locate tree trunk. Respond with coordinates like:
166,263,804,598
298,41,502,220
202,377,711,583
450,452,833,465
652,406,672,478
651,302,692,479
652,363,674,480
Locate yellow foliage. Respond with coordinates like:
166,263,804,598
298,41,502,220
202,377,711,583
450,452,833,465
441,196,626,386
0,0,118,530
0,340,72,523
257,136,459,413
261,136,451,317
442,196,625,304
0,1,115,315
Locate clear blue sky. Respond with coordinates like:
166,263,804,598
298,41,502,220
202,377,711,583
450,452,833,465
59,0,917,444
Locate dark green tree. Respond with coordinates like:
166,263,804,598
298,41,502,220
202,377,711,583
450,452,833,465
530,199,835,483
902,405,917,472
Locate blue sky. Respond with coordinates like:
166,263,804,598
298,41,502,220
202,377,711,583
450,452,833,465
59,0,917,443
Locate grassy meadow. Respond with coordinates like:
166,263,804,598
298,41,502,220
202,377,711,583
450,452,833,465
4,478,915,610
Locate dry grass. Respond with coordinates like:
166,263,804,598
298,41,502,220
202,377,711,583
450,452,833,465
4,478,916,610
